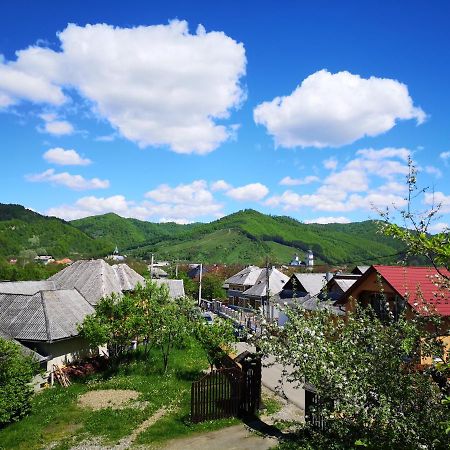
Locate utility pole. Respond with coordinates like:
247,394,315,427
198,263,203,307
150,253,154,280
265,256,270,320
175,261,178,278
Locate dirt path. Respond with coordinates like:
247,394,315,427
159,424,278,450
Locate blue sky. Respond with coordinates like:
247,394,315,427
1,0,450,229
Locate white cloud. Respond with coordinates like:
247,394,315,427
42,119,74,136
424,165,442,178
26,169,109,190
304,216,351,224
424,191,450,213
3,21,246,154
254,70,425,148
356,147,410,161
439,151,450,164
323,157,337,170
211,179,232,191
47,180,223,222
226,183,269,201
279,175,319,186
0,58,65,107
43,147,91,165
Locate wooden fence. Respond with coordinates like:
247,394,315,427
191,353,262,423
191,368,243,423
304,383,330,431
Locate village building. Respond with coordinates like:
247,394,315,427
150,266,169,278
154,279,186,299
338,265,450,363
0,259,146,384
224,265,262,304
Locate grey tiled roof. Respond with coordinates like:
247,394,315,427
243,268,289,297
0,289,93,342
0,280,56,295
291,273,328,296
224,266,262,287
49,260,145,305
154,279,185,299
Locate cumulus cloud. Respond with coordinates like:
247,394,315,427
254,70,425,148
1,21,246,154
211,179,232,191
26,169,109,190
279,175,319,186
266,147,410,213
424,191,450,213
428,222,449,234
47,180,224,222
43,147,91,165
304,216,351,224
226,183,269,201
440,151,450,164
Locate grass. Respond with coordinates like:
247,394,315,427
0,339,237,450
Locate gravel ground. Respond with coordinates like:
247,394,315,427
78,389,140,410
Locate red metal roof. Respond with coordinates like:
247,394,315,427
373,265,450,316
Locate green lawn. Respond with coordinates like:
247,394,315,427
0,340,238,450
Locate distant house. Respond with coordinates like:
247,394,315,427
34,255,55,265
55,258,73,265
338,265,450,363
150,266,168,278
224,266,262,304
154,279,185,299
224,266,289,310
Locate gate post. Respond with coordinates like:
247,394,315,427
240,354,262,416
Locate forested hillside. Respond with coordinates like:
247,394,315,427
0,204,408,265
71,208,407,265
0,204,112,259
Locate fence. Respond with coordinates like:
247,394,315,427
191,353,262,423
191,368,243,423
304,383,330,431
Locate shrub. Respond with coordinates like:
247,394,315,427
0,337,37,426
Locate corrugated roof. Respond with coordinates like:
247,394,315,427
373,265,450,316
0,280,56,295
225,266,262,287
291,273,327,296
154,279,185,299
49,260,145,305
0,289,94,342
243,268,289,297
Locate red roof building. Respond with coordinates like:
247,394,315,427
340,265,450,317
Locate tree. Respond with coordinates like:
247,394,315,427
0,338,37,426
201,273,226,300
258,305,449,448
78,292,138,360
194,317,236,370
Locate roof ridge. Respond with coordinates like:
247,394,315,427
39,291,53,342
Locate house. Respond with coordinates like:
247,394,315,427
338,265,450,363
225,266,289,311
269,272,329,324
154,279,185,299
224,266,262,304
0,259,146,383
351,265,370,275
150,266,168,278
0,284,94,382
55,258,73,265
34,255,55,265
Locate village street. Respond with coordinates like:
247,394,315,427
235,342,305,411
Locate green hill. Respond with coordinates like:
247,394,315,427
0,204,112,259
0,204,408,265
71,208,407,265
71,213,190,250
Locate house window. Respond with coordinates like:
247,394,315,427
360,292,406,322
